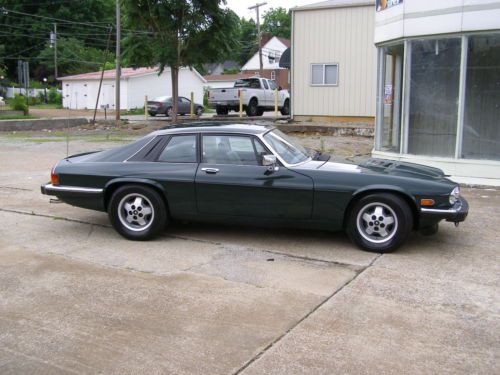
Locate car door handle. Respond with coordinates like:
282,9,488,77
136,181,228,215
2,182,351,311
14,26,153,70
201,168,219,174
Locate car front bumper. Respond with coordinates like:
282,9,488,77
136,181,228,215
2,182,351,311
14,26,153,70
420,196,469,225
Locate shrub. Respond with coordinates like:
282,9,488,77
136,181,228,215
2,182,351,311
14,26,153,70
11,94,28,115
47,88,62,104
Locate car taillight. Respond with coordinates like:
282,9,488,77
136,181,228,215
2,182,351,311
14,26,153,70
51,166,59,185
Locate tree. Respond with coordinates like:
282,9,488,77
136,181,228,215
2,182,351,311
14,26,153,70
236,17,258,66
123,0,239,121
262,7,291,40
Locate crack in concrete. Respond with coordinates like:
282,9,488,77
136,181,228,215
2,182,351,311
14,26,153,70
232,253,383,375
0,185,33,191
1,208,371,269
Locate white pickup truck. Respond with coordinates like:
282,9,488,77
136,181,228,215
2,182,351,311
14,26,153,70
208,77,290,117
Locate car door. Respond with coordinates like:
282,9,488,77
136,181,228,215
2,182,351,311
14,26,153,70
195,134,314,219
178,97,189,113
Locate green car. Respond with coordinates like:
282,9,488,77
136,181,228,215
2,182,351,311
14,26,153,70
41,123,468,253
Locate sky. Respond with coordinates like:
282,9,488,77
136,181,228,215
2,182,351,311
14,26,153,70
224,0,319,20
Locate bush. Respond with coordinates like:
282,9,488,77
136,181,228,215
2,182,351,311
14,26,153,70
11,94,28,115
47,88,62,104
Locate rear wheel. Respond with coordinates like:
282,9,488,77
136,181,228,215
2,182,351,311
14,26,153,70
196,106,203,116
280,99,290,116
245,98,259,117
108,185,167,241
148,112,156,117
257,107,265,116
346,193,413,253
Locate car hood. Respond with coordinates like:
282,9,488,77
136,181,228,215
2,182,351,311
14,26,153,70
299,158,448,181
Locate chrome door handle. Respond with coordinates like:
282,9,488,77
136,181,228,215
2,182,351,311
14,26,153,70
201,167,219,174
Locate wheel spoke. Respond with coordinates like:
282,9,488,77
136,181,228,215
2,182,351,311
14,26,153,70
374,206,384,218
385,216,395,225
141,206,152,216
365,226,374,235
362,213,372,224
379,227,388,237
133,196,143,208
124,202,132,212
136,217,147,226
126,215,134,223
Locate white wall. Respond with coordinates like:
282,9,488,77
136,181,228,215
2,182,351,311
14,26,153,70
242,37,289,71
375,0,500,43
292,5,377,117
2,87,61,99
61,67,205,110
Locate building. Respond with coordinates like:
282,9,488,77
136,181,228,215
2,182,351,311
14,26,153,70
291,0,376,121
203,73,255,89
241,35,291,89
59,67,206,110
372,0,500,185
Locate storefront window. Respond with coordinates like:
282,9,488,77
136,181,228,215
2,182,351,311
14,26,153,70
379,43,404,152
462,34,500,161
408,38,461,157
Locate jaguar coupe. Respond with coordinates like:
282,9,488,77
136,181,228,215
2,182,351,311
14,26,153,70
41,123,468,252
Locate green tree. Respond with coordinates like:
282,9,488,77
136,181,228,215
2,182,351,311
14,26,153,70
262,7,291,40
236,17,258,66
123,0,239,121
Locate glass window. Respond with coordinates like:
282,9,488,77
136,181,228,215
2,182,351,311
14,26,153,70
462,34,500,160
378,43,404,152
234,78,261,88
158,135,197,163
202,135,258,165
263,129,310,164
268,80,276,90
179,97,190,103
271,71,276,80
408,38,461,157
311,64,338,85
263,80,269,89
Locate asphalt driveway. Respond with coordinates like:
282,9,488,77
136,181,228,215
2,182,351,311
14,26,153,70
0,136,498,374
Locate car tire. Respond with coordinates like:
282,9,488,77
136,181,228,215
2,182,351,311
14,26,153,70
420,223,439,236
148,112,156,117
257,107,265,116
280,99,290,116
346,193,413,253
196,106,203,116
246,98,259,117
216,106,228,115
108,184,167,241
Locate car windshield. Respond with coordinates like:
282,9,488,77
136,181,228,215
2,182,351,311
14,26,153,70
153,96,171,102
263,129,310,165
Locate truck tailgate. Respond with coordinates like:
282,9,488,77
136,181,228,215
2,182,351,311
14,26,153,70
209,88,240,103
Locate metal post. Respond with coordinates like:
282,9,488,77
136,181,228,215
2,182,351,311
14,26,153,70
190,92,194,118
115,0,121,125
274,88,278,118
249,2,267,76
93,26,113,126
239,90,243,118
53,23,58,79
144,95,148,120
455,35,468,159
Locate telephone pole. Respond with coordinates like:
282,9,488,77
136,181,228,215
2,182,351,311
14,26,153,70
115,0,121,125
52,23,57,79
248,2,267,76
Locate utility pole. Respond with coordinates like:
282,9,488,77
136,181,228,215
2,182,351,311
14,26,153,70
248,2,267,76
53,23,57,79
115,0,121,125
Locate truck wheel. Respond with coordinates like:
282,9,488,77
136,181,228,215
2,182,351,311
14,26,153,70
280,99,290,116
257,108,265,116
245,98,259,117
216,106,228,115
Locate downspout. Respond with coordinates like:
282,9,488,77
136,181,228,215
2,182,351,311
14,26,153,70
291,9,295,119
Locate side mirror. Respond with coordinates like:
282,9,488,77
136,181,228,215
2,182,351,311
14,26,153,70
262,154,279,172
278,86,283,91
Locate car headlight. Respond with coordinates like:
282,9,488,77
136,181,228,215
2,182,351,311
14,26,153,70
449,186,460,205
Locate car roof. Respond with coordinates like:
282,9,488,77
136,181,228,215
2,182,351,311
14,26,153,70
153,122,276,136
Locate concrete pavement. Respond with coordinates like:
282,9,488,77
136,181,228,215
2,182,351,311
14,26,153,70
0,136,498,374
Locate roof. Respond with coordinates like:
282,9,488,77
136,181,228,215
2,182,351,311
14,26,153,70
58,66,207,83
293,0,374,11
203,73,255,82
156,122,275,135
275,37,291,48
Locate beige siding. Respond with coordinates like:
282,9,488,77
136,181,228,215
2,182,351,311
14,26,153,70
292,6,376,118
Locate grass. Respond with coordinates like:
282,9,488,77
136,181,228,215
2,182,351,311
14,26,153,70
0,114,37,120
31,103,63,109
121,107,145,115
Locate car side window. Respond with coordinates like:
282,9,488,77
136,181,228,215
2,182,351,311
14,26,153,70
179,97,190,103
253,138,268,165
158,135,197,163
268,80,276,90
263,80,269,89
202,135,258,165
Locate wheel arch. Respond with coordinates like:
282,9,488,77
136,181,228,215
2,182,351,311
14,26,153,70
103,178,170,216
343,185,419,230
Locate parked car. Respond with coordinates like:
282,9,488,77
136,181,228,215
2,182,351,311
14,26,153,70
147,96,203,117
208,77,290,116
41,123,468,253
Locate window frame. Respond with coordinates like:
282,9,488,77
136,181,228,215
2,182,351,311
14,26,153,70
200,133,272,167
310,63,339,87
270,70,276,80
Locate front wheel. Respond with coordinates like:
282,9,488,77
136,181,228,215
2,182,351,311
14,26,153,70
346,193,413,253
196,106,203,116
280,99,290,116
108,185,167,241
245,98,259,117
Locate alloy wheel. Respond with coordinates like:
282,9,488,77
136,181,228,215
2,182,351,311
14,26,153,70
118,193,155,232
356,202,398,244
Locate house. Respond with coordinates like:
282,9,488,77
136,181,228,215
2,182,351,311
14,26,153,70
203,72,255,89
59,67,206,110
204,60,240,76
372,0,500,185
290,0,376,121
241,34,291,90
